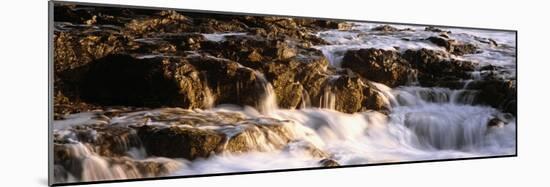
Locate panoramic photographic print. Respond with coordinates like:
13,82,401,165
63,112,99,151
51,2,517,185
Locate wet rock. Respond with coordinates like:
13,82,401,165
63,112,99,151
489,38,499,47
469,80,517,115
487,117,504,127
54,91,100,120
439,33,450,39
335,22,353,31
480,65,499,71
332,75,387,112
125,10,192,36
239,16,330,45
272,80,304,109
53,141,182,181
427,36,479,55
424,26,451,33
224,118,297,153
76,54,195,107
342,48,413,87
426,36,450,48
85,126,142,157
402,49,475,86
61,52,273,109
255,46,388,112
180,54,268,108
202,35,297,66
304,20,353,31
54,31,128,73
131,109,300,159
55,4,483,116
53,7,339,113
372,25,400,32
53,108,319,178
188,17,248,33
53,114,144,157
137,125,223,159
319,158,340,167
261,48,329,108
157,33,206,51
474,36,499,47
106,157,183,179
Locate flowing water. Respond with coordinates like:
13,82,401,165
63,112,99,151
53,22,516,182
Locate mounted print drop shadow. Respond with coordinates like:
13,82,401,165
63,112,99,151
50,1,517,185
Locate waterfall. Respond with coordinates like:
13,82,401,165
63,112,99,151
54,86,516,181
319,47,344,68
318,76,340,110
53,20,516,183
406,69,420,86
300,89,312,109
393,104,502,151
391,86,480,106
320,88,336,110
369,81,398,107
54,134,183,182
253,71,278,115
202,76,215,109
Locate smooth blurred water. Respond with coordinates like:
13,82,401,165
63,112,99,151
53,21,516,182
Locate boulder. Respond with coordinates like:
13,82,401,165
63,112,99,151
302,20,353,31
54,31,129,73
342,48,413,87
54,108,305,161
487,118,504,127
328,75,388,112
124,10,192,36
180,54,268,108
60,52,274,109
468,80,517,115
319,159,340,167
54,91,100,120
424,26,451,33
187,17,248,33
372,25,400,32
427,36,479,55
402,49,475,86
129,109,300,159
53,140,182,181
260,48,329,108
155,32,206,51
137,125,224,159
76,54,189,107
201,35,297,67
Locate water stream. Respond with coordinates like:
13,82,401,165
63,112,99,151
53,22,516,182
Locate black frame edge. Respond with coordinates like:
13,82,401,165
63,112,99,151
48,1,55,186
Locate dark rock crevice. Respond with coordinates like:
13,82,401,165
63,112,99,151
78,54,183,107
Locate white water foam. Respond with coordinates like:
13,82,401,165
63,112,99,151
314,22,516,81
53,21,516,182
202,32,247,42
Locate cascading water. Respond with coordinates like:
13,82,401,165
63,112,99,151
300,89,312,109
53,21,516,182
253,71,278,114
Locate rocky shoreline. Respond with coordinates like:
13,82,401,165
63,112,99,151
52,4,516,183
